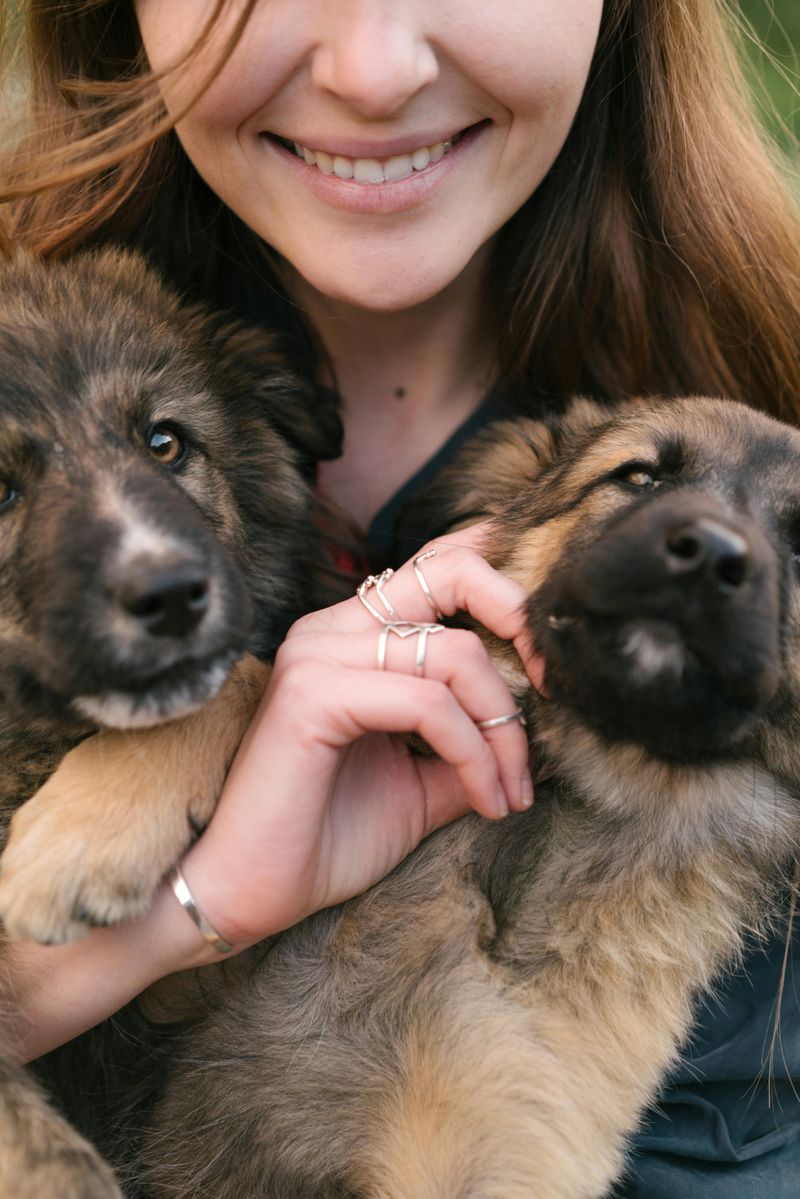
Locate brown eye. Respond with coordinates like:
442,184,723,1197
617,465,660,489
147,423,186,466
625,469,655,487
0,480,18,511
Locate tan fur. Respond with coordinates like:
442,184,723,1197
505,512,586,594
0,656,268,944
0,1058,121,1199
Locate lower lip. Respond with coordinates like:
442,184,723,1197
259,124,486,216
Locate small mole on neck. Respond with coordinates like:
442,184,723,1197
394,387,406,400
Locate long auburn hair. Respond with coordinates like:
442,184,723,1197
1,0,799,420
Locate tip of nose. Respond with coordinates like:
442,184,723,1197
312,34,438,117
119,566,210,639
665,519,751,589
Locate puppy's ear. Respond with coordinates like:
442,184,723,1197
392,417,559,551
194,315,344,466
262,379,344,466
393,397,622,551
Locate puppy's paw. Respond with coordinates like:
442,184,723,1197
0,656,266,943
0,775,199,943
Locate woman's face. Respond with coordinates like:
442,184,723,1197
135,0,603,312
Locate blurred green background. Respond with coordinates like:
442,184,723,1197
735,0,799,153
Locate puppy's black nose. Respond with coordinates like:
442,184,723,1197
664,518,750,590
119,566,210,638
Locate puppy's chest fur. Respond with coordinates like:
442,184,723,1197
311,767,792,1025
137,771,796,1199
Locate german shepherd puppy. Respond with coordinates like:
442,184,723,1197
0,248,340,1198
113,396,799,1199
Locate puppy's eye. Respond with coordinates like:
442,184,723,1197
613,463,661,490
626,470,657,488
0,480,18,512
147,423,186,467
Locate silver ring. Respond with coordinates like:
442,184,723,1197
476,709,526,732
357,569,401,625
414,622,444,676
169,864,234,954
412,549,444,621
377,621,445,673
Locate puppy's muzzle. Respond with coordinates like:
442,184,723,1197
532,490,781,761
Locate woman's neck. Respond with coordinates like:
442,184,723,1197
294,251,497,529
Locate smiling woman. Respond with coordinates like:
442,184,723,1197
1,3,800,1199
132,0,603,309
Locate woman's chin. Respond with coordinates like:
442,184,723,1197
286,245,489,315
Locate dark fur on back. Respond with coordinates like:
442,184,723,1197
79,396,800,1199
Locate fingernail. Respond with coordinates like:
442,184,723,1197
527,654,547,696
521,770,534,808
495,784,509,819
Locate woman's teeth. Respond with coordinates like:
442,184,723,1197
282,134,461,183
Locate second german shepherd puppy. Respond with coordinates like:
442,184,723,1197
116,396,800,1199
0,248,340,1198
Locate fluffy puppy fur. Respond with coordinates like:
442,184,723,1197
90,396,799,1199
0,248,340,1198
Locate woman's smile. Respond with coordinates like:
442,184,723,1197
258,122,487,215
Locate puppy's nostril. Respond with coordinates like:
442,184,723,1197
666,530,703,566
665,519,750,589
716,552,748,588
121,570,210,638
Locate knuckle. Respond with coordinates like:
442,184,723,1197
274,658,320,701
447,627,489,665
423,679,454,717
285,610,318,638
272,638,302,673
413,539,465,567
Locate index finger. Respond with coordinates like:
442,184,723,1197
298,540,544,687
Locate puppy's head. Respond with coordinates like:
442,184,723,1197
0,249,339,730
502,400,791,763
416,397,800,828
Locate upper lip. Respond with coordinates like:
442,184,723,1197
264,125,474,160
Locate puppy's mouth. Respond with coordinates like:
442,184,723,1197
70,647,240,730
532,593,781,761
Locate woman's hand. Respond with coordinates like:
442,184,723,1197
7,528,545,1063
180,528,543,949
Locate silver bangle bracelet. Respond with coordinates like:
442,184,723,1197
168,864,234,955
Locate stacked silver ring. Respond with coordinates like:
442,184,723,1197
357,551,524,732
358,560,445,678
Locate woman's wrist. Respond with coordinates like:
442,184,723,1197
176,825,272,950
168,862,237,956
7,872,238,1064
